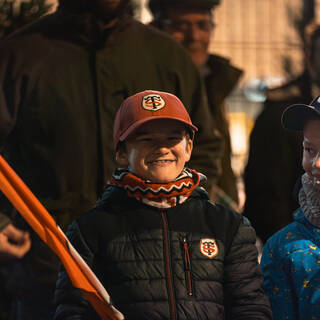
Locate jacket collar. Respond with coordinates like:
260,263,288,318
204,54,243,107
97,185,209,209
55,8,133,47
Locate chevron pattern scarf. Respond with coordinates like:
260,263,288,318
107,168,201,208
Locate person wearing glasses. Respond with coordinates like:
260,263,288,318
149,0,243,211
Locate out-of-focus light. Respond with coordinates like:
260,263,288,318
243,76,285,102
243,78,267,102
228,112,249,156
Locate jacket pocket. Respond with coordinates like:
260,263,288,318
182,237,193,296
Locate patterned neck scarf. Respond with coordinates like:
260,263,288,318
107,168,202,209
299,173,320,227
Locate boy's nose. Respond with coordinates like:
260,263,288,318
154,143,170,155
157,145,170,153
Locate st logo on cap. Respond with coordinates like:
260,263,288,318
113,90,198,148
142,94,165,111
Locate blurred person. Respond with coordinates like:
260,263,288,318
149,0,243,210
0,0,223,318
261,96,320,319
0,221,30,320
244,23,320,243
0,2,51,317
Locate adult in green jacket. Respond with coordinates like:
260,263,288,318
0,0,222,318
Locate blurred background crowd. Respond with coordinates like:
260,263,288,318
0,0,316,207
0,0,319,318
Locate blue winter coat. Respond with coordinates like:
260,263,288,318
261,208,320,319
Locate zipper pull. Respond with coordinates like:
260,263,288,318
183,237,193,296
183,238,191,271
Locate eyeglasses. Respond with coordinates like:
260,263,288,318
163,19,215,33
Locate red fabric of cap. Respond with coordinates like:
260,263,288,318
113,90,198,148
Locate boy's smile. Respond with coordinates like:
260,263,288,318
116,119,193,183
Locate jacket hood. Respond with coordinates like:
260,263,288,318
52,1,134,47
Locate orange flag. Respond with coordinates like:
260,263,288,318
0,155,124,320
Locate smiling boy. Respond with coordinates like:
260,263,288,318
116,119,193,184
261,96,320,319
54,90,271,320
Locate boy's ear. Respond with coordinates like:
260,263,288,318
185,138,193,163
115,148,129,167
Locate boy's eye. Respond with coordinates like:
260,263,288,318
304,147,314,154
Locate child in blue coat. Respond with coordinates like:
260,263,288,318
261,95,320,319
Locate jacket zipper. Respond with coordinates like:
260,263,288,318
183,237,193,296
161,211,176,320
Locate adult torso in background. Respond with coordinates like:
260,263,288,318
204,54,243,204
244,71,312,242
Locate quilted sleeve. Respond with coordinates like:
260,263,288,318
223,216,272,319
54,221,100,320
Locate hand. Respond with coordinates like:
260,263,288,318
0,224,31,260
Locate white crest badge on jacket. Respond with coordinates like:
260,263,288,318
200,238,218,258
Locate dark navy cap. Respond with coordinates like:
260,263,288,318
281,95,320,131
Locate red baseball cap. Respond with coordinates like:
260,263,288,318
113,90,198,148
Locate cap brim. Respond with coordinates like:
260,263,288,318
281,104,320,131
119,116,198,142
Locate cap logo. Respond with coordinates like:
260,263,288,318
142,94,165,111
200,238,218,259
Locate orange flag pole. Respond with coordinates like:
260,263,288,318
0,155,124,320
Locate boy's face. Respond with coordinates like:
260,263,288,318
116,119,193,183
302,119,320,183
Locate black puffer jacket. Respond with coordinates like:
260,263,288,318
55,187,272,320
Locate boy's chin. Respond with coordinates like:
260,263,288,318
149,177,174,183
137,167,185,183
146,173,179,184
